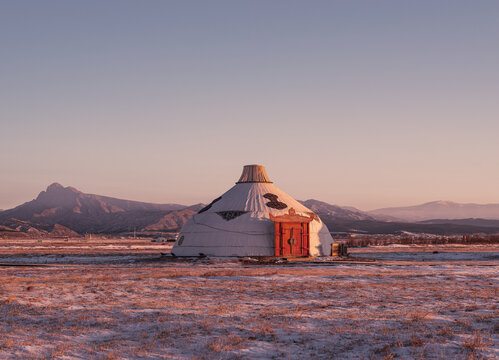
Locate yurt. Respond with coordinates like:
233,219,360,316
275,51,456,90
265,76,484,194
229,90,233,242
172,165,334,257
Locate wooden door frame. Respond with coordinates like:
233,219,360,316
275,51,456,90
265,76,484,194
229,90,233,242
270,208,314,256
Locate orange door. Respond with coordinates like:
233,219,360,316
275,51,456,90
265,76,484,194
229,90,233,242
280,222,304,256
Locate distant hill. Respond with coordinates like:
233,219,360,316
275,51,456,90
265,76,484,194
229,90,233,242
369,201,499,221
0,218,80,238
299,199,374,220
0,183,198,235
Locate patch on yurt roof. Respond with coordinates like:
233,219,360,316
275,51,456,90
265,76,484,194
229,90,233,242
198,196,222,214
263,193,287,210
216,211,248,221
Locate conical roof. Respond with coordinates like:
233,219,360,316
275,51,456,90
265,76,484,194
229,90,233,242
172,165,333,257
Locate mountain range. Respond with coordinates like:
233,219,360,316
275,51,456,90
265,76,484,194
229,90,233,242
369,201,499,221
1,183,499,237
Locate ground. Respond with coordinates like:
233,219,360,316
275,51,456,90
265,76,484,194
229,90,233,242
0,239,497,359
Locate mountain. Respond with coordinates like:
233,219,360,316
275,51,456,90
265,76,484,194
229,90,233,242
0,183,197,235
302,199,499,235
369,201,499,222
299,199,374,220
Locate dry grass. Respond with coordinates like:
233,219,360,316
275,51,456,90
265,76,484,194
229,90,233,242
461,331,493,359
206,335,245,352
0,242,497,359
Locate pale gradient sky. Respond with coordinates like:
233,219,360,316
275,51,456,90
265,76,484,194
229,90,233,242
1,0,498,211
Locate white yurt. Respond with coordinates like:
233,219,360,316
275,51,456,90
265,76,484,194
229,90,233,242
172,165,334,257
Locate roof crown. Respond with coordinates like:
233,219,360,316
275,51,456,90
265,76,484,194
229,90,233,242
236,165,272,184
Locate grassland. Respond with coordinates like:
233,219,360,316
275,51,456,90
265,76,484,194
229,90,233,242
0,239,497,359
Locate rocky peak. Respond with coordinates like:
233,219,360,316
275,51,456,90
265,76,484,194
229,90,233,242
46,182,65,192
45,183,80,194
36,183,81,208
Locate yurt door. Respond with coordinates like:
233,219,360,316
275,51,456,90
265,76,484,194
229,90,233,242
277,222,309,256
270,208,313,257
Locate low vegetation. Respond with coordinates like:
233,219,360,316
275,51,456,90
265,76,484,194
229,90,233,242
0,242,497,359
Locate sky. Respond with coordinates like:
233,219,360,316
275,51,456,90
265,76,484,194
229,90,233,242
1,0,498,211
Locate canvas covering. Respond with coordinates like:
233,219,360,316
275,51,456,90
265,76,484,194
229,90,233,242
172,173,334,257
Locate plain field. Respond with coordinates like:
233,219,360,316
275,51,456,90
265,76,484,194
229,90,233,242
0,239,497,359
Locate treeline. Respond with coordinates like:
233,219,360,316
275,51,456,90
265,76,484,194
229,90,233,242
336,233,499,247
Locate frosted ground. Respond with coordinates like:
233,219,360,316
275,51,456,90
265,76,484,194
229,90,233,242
0,240,497,359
